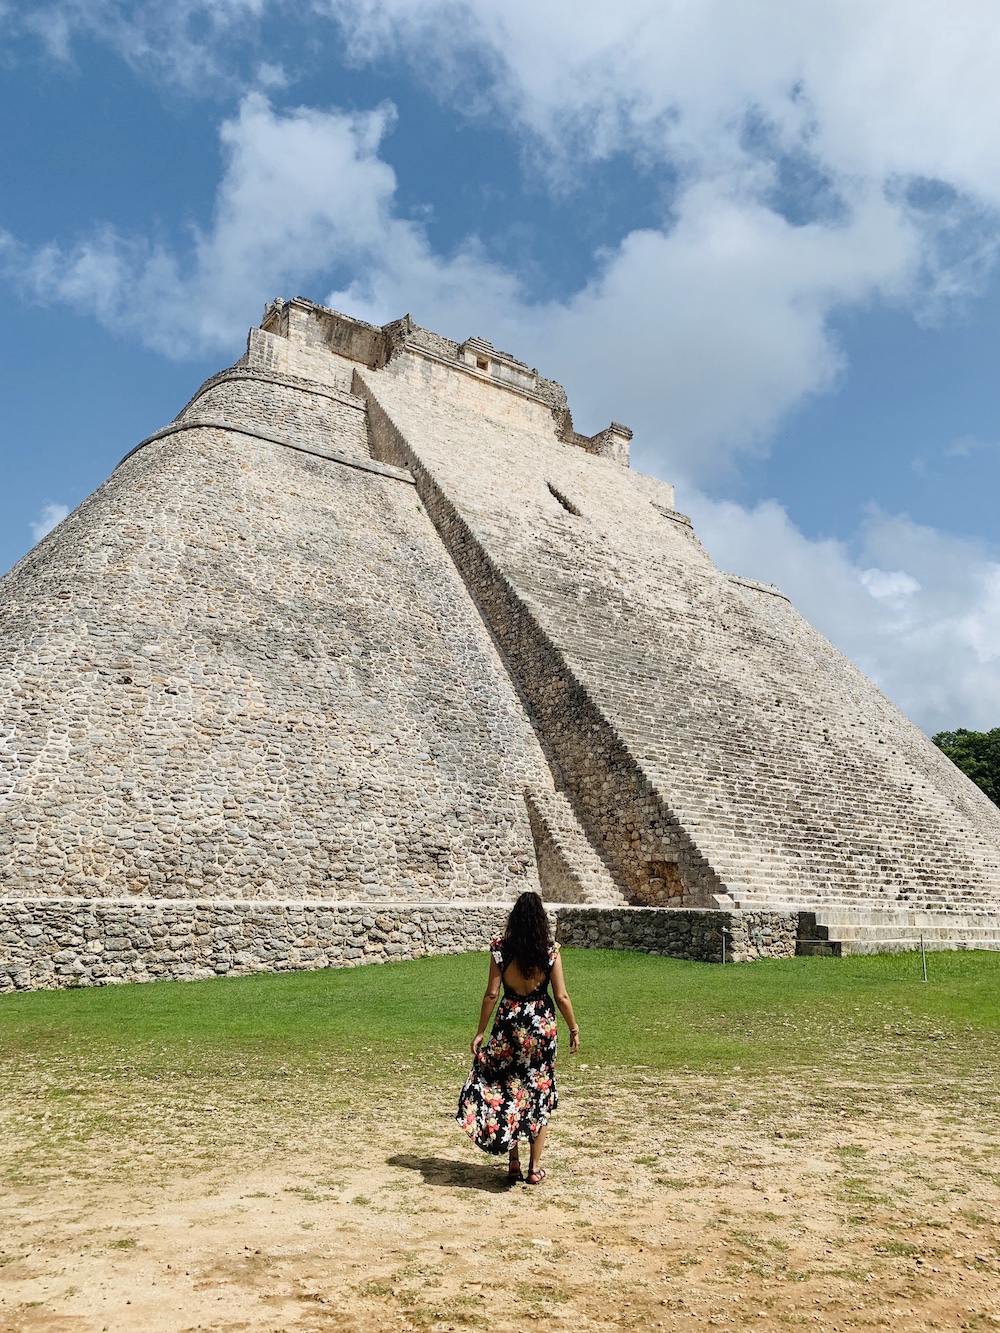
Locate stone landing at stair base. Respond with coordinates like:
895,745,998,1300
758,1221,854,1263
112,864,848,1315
0,900,802,994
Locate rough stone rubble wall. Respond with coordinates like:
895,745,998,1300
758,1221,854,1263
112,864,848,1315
556,906,799,962
359,350,1000,916
0,899,513,990
0,899,796,992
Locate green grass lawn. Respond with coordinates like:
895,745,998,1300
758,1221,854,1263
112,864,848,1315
2,948,999,1078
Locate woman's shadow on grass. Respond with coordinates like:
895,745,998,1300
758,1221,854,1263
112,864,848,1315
387,1153,516,1193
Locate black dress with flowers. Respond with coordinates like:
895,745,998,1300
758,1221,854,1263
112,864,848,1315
456,937,560,1154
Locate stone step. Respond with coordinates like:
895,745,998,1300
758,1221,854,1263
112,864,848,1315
735,898,1000,921
812,908,1000,926
830,925,1000,942
839,938,1000,956
806,910,1000,955
797,939,842,958
722,896,1000,955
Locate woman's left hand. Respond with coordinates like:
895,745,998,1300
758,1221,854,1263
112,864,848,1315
470,1033,484,1056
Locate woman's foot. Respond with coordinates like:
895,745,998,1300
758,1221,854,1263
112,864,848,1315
526,1166,546,1185
507,1150,523,1181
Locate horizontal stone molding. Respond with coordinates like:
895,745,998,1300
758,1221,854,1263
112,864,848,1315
117,418,416,485
0,899,801,993
176,365,367,421
724,572,791,601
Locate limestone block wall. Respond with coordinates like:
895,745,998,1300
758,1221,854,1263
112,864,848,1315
170,325,371,458
726,582,1000,907
523,788,627,905
178,371,370,460
359,346,1000,916
0,405,566,901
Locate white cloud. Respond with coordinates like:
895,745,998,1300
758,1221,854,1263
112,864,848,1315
0,114,925,497
0,91,524,361
685,493,1000,733
321,180,920,486
325,1,1000,201
2,96,411,357
21,0,1000,223
321,1,1000,319
520,183,918,483
945,435,1000,459
3,5,999,470
859,569,920,601
30,501,69,541
254,61,287,90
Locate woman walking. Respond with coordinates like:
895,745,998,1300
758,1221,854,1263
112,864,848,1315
456,891,580,1184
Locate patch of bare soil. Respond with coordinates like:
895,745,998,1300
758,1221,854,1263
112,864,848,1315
1,1062,999,1332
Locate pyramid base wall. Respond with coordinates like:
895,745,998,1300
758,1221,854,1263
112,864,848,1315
0,901,803,992
555,906,799,963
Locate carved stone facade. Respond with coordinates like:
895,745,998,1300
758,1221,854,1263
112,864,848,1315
2,296,1000,990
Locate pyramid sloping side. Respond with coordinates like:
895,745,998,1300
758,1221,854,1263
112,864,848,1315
0,364,560,901
359,352,1000,915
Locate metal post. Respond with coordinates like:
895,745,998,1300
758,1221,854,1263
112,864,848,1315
920,934,928,982
721,927,728,966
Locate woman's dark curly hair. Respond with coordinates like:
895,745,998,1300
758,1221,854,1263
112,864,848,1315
501,891,552,978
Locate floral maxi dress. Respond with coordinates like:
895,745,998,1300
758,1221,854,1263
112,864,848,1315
456,938,560,1154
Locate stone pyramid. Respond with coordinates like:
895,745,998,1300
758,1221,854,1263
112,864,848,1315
3,298,1000,989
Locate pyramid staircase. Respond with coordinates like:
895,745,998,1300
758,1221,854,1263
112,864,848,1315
676,808,1000,956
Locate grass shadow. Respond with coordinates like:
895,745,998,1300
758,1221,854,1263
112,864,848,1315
387,1152,516,1193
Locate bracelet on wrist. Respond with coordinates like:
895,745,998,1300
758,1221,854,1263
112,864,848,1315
570,1026,579,1034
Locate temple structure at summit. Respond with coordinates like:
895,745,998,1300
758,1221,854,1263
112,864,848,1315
2,297,1000,990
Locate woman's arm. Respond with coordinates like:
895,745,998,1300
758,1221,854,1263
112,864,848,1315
471,956,503,1054
549,953,580,1052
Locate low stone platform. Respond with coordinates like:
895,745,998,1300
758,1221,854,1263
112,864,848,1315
8,899,997,993
795,907,1000,957
0,900,805,993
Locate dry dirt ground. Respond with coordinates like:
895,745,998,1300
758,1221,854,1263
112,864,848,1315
1,1057,1000,1332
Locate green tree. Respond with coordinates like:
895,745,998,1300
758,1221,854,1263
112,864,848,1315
932,728,1000,807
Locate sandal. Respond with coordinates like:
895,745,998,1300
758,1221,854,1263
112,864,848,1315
526,1167,546,1185
507,1151,523,1181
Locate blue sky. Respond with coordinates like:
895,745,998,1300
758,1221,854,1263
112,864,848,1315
2,1,999,733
